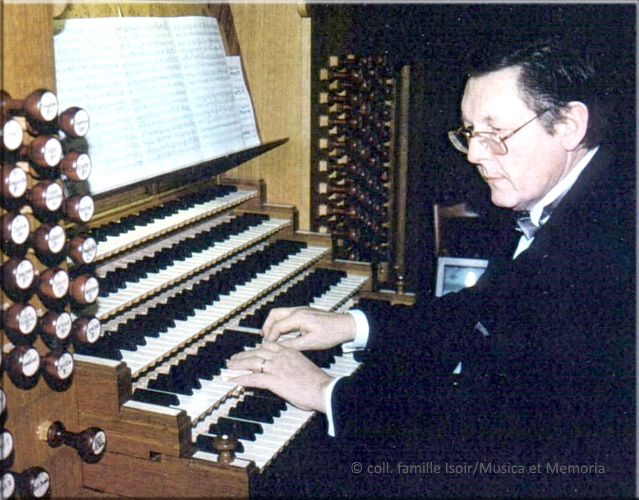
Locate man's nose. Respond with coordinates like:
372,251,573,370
466,136,492,164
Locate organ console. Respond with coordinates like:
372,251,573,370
1,3,416,498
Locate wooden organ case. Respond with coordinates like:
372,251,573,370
1,3,411,498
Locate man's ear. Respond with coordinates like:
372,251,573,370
558,101,589,151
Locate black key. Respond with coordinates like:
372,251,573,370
131,388,180,407
209,417,263,441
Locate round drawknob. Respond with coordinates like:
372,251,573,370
63,194,94,223
1,118,24,152
1,258,35,300
1,164,27,199
32,223,66,256
1,212,30,247
16,467,51,499
0,471,16,500
39,310,73,345
2,89,58,123
60,152,92,182
29,180,64,215
4,345,41,389
68,235,98,265
43,421,106,463
2,302,38,344
37,267,69,301
69,275,99,305
42,350,74,383
72,316,101,345
0,429,13,469
27,136,63,168
57,106,89,138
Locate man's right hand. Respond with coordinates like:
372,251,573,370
262,306,357,351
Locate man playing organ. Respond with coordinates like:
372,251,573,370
228,35,635,498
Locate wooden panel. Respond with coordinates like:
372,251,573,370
60,2,209,19
1,3,56,95
74,359,189,458
81,452,252,498
227,4,312,229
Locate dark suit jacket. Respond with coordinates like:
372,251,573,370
329,147,636,498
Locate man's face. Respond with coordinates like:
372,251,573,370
460,66,571,211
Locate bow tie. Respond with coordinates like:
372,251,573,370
514,185,572,240
515,212,539,239
515,195,563,239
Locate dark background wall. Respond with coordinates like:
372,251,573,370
312,3,636,294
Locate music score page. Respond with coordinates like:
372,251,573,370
54,16,260,194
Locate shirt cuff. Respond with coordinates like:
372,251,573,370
342,309,369,352
324,376,342,437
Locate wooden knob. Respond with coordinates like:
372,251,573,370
69,274,99,305
39,310,73,343
15,467,50,499
59,151,92,181
57,106,89,138
1,118,24,151
32,223,66,256
37,267,69,300
1,89,58,123
63,194,94,223
1,258,35,298
72,316,101,345
42,350,74,383
27,136,63,168
29,180,64,214
4,345,41,389
67,235,98,265
213,434,237,464
3,302,38,341
43,420,106,463
1,164,27,199
1,212,30,247
0,429,14,463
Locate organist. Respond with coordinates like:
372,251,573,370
228,35,635,498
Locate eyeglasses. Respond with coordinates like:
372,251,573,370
448,109,551,156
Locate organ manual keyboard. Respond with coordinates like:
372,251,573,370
71,179,371,497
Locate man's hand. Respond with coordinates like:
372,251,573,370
226,342,332,413
261,306,357,351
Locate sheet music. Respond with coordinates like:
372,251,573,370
54,16,257,194
227,56,261,148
